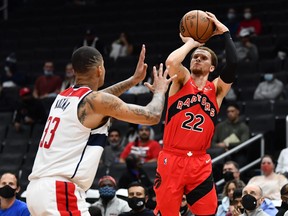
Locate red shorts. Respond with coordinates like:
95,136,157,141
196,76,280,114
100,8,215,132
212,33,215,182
153,149,217,216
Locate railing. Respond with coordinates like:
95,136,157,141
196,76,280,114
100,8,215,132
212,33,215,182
0,0,8,20
212,133,265,186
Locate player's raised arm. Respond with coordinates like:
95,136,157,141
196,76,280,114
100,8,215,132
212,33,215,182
81,64,176,128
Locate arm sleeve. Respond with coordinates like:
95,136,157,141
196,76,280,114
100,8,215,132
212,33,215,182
219,32,238,84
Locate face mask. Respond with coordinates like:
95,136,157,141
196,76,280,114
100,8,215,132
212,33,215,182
278,51,287,60
110,141,120,148
244,12,252,20
128,197,145,211
261,163,274,173
44,70,53,76
99,186,116,201
223,171,234,182
227,13,236,20
241,194,257,211
65,72,74,78
0,185,17,198
146,198,156,210
180,205,188,215
264,74,274,81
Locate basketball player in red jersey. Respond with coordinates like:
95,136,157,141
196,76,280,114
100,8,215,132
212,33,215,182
154,12,237,216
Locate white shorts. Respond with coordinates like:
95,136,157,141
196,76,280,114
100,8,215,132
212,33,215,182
26,177,90,216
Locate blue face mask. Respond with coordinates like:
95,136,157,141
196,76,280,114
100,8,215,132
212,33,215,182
99,186,116,201
264,74,274,81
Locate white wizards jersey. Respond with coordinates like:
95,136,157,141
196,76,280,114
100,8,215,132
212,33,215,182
29,86,109,191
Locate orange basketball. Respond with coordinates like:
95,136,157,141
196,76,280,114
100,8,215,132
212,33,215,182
179,10,215,43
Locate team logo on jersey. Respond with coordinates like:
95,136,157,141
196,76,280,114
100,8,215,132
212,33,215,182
154,172,162,189
164,157,167,165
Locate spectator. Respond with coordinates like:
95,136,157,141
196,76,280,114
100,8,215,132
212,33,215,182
13,87,47,132
119,125,162,163
125,64,154,95
91,175,131,216
212,103,249,150
124,123,155,146
118,153,153,189
0,52,25,90
0,172,30,216
237,7,262,36
235,28,259,62
261,197,279,216
223,7,240,40
274,46,288,72
276,183,288,216
102,128,126,167
89,205,102,216
211,103,250,166
180,195,194,216
253,72,284,100
33,60,62,99
125,81,150,95
119,181,154,216
276,147,288,178
109,32,134,61
216,179,246,216
240,184,269,216
60,62,75,91
222,161,243,182
228,188,244,215
74,28,106,55
248,155,288,201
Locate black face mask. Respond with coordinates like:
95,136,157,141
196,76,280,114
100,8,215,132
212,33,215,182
180,205,188,215
145,198,156,210
223,171,234,182
128,197,145,211
0,185,17,199
241,194,257,211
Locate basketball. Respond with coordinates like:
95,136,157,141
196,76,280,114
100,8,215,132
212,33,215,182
179,10,215,43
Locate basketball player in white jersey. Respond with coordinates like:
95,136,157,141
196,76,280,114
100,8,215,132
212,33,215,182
26,45,176,216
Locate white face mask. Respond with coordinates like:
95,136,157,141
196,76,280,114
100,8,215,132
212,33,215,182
278,51,287,60
44,70,53,76
244,12,252,20
264,74,274,81
227,12,236,20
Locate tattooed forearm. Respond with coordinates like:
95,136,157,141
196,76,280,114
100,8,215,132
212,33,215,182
100,78,135,96
147,93,165,117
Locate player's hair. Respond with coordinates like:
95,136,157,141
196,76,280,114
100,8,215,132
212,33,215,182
71,46,103,74
191,46,218,68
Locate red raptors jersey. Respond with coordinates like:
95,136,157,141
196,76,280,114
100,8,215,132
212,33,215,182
163,78,219,151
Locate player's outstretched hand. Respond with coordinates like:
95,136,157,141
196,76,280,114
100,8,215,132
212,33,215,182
206,11,229,36
144,63,177,94
131,44,148,84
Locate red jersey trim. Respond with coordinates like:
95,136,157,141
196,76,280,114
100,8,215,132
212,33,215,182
60,87,91,98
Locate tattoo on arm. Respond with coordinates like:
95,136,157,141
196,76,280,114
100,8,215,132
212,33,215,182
78,98,88,124
101,78,134,96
